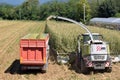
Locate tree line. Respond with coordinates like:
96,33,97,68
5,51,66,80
0,0,120,22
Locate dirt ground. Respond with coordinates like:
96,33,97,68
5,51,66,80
0,20,120,80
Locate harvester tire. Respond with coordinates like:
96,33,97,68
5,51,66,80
106,67,112,73
80,59,89,74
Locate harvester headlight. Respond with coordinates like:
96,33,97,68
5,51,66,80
105,62,110,67
88,62,93,67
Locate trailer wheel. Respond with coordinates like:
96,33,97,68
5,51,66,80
80,59,89,74
42,61,48,73
19,65,26,74
42,70,47,73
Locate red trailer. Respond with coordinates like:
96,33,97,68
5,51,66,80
20,33,49,72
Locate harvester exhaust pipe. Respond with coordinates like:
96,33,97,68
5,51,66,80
47,15,94,42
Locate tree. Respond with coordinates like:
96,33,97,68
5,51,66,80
76,0,91,23
97,0,116,17
112,0,120,12
39,0,68,20
19,0,39,20
89,0,105,18
0,4,14,19
0,0,92,21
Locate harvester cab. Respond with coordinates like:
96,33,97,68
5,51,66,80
82,33,103,44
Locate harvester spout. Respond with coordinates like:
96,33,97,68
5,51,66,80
47,15,94,42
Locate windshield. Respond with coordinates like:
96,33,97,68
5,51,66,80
83,35,103,43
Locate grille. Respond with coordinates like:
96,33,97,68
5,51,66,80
94,55,105,60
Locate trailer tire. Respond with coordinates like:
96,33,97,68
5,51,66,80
42,61,48,73
42,70,47,73
19,65,26,74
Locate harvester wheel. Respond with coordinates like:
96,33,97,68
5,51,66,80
106,67,112,73
75,63,81,73
75,53,81,73
80,59,89,74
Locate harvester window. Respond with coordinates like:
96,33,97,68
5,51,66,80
83,35,103,43
83,35,90,43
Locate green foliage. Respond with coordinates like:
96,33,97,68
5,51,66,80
89,0,104,17
76,0,91,22
39,0,77,20
0,0,92,22
112,0,120,12
114,13,120,17
39,1,62,20
97,0,116,17
40,0,91,22
0,0,120,21
89,0,120,18
19,0,40,20
0,0,40,20
0,4,14,19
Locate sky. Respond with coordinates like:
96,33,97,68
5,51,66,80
0,0,51,5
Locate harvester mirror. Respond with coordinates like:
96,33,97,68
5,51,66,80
81,38,83,42
99,35,104,40
77,35,82,41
